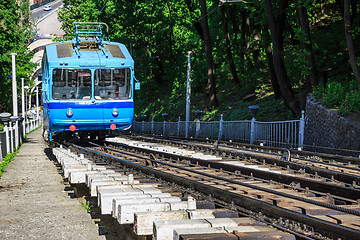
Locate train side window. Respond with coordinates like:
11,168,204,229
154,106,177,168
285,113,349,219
53,69,66,87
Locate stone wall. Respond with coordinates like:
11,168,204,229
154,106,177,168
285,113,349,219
304,94,360,156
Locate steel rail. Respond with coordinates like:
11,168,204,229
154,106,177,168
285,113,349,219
131,133,360,164
128,135,360,187
104,140,360,201
88,141,360,216
66,142,360,240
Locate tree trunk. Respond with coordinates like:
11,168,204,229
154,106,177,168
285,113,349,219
184,0,204,40
296,0,318,90
344,0,360,84
263,0,300,117
200,0,219,108
243,13,255,68
220,4,240,86
263,26,281,99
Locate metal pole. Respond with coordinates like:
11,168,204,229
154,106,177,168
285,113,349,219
185,51,192,138
9,122,13,153
0,134,2,161
25,90,28,133
298,110,305,151
36,86,39,126
195,119,200,138
177,116,180,137
151,118,154,135
21,78,25,137
250,117,255,144
163,120,166,136
11,53,19,148
218,114,223,141
4,123,10,154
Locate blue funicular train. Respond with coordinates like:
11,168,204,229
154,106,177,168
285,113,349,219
42,22,139,141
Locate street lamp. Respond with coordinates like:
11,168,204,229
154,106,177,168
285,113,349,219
248,105,259,119
162,113,169,122
185,51,192,138
194,110,203,138
248,105,259,144
21,78,25,136
194,110,203,120
11,53,19,149
162,113,168,136
24,86,30,133
35,86,39,123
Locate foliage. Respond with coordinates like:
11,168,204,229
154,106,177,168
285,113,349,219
80,196,91,212
313,80,360,115
0,0,36,112
56,0,360,122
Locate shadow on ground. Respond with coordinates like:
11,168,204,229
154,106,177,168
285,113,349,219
44,147,150,240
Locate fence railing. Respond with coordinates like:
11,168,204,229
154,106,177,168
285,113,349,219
0,116,41,159
132,111,305,150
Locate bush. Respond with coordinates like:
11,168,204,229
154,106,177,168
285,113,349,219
313,80,360,115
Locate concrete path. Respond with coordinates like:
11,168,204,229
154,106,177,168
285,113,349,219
0,128,105,240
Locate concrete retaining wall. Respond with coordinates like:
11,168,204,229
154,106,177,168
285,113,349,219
304,94,360,155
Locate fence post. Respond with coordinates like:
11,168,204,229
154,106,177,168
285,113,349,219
0,133,2,160
250,117,256,145
9,122,14,153
151,118,154,135
163,120,166,136
177,116,180,137
133,119,136,132
218,114,223,141
195,119,200,138
4,123,10,154
141,120,144,133
298,110,305,150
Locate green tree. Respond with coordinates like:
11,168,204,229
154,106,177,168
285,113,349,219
0,0,35,112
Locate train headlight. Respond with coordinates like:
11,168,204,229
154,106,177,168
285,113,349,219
112,108,119,117
66,109,73,118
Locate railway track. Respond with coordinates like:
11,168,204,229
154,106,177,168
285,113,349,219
57,135,360,240
125,134,360,188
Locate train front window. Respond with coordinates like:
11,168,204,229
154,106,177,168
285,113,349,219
52,69,92,100
94,68,131,100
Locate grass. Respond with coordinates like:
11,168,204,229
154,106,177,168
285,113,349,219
0,125,41,178
80,196,91,213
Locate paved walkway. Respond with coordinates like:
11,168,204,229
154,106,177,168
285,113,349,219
0,128,105,240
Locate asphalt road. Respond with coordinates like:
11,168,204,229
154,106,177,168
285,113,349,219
32,0,65,38
31,0,63,23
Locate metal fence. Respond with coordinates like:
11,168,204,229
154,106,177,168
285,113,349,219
0,117,41,159
132,111,305,150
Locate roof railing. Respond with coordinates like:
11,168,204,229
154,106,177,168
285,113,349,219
72,22,109,58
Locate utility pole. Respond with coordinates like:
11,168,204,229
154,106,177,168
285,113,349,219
185,51,192,138
36,86,39,127
21,78,25,137
11,52,19,148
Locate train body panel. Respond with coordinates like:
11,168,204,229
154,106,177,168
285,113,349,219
45,101,133,133
41,23,136,140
